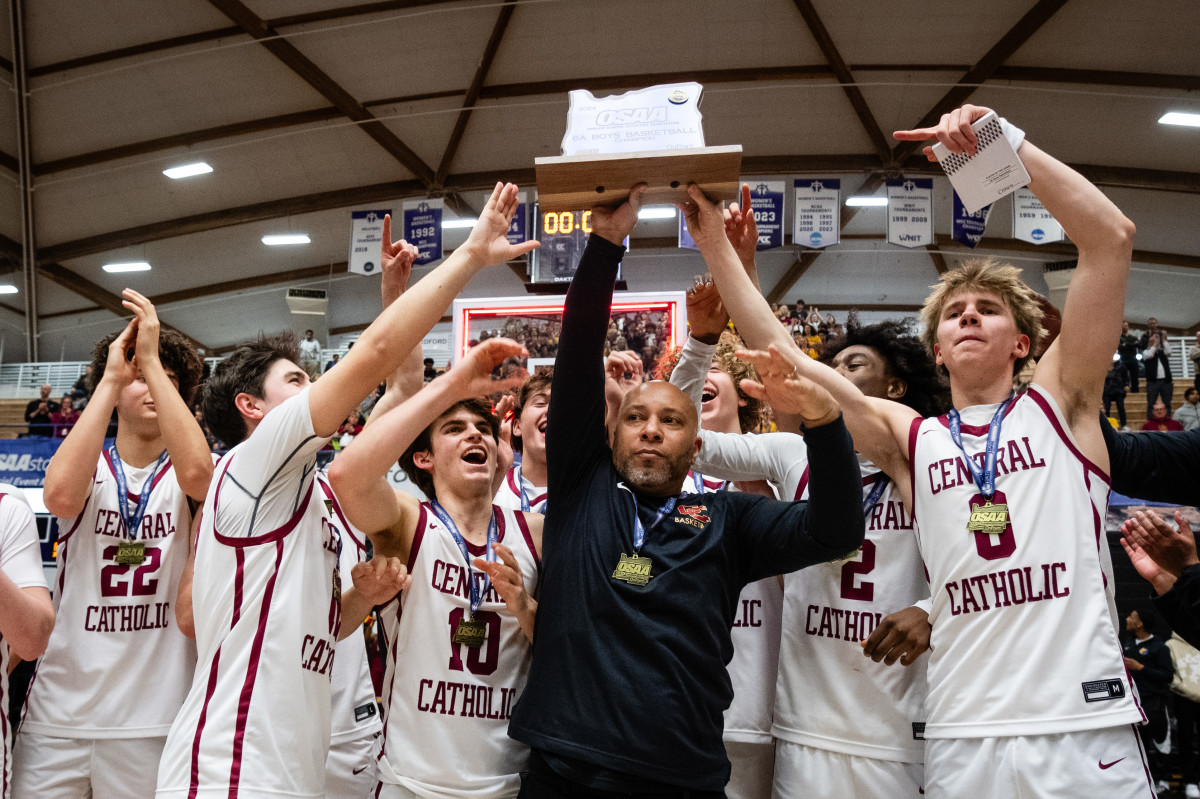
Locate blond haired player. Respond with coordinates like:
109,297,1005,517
15,291,210,799
155,182,537,799
0,484,55,797
682,106,1151,798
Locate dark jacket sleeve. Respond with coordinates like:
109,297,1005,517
1102,413,1200,505
1141,641,1176,689
1153,564,1200,651
737,414,865,582
546,234,627,499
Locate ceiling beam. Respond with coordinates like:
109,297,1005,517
926,244,951,275
434,0,517,186
206,0,437,186
991,65,1200,92
790,0,891,164
38,262,212,350
892,0,1069,164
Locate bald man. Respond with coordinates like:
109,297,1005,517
507,189,866,798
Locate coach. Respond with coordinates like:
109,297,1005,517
508,188,865,797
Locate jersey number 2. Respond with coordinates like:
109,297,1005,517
839,540,877,601
100,545,162,597
447,608,501,676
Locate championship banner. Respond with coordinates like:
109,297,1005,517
0,438,61,488
750,181,785,251
678,214,698,250
507,192,528,247
886,179,934,248
952,192,991,249
1011,188,1064,245
348,209,390,275
403,198,444,265
792,179,841,249
562,82,705,156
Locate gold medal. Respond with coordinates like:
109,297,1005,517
966,499,1010,535
453,617,487,648
611,553,653,586
114,540,146,566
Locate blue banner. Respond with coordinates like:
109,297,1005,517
507,193,528,247
0,437,62,488
403,199,444,265
678,214,698,250
952,191,991,249
749,181,785,251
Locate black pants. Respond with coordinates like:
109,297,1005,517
518,752,726,799
1123,358,1141,392
1146,380,1174,413
1104,392,1127,427
1173,696,1200,782
1139,701,1171,779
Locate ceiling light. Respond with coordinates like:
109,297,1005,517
0,284,17,294
846,196,889,207
637,206,676,220
262,234,311,246
1158,112,1200,128
162,162,213,179
442,218,477,229
102,262,152,273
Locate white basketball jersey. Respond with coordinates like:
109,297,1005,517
320,478,382,744
0,486,48,796
22,452,196,738
376,503,538,798
773,460,929,762
910,385,1142,738
492,466,546,515
157,389,340,799
725,575,783,744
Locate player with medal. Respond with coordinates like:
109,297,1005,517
17,290,211,799
688,104,1152,798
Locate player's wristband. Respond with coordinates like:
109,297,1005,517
999,117,1025,153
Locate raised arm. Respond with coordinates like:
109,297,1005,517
310,183,538,437
365,221,424,427
123,291,213,501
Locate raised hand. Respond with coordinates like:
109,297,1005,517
381,214,420,301
605,349,644,401
102,317,141,388
685,276,729,344
1120,536,1175,596
894,104,992,162
462,182,541,267
675,183,729,251
737,344,838,426
591,184,646,246
450,338,528,400
474,542,536,641
723,183,758,269
122,289,162,368
862,605,930,666
350,555,412,605
1122,509,1199,580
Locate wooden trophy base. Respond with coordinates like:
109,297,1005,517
534,145,743,212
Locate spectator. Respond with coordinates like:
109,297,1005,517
71,365,93,409
1123,608,1174,784
1175,387,1200,431
1118,321,1142,392
337,409,364,439
1167,631,1200,792
1190,331,1200,393
49,396,78,438
193,407,222,452
1143,331,1175,413
23,384,58,437
1103,357,1132,430
297,329,322,381
358,387,379,419
324,352,340,372
1142,401,1184,432
422,357,437,382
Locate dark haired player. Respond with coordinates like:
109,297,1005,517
155,182,537,799
494,371,552,514
507,187,865,797
17,290,211,799
330,337,541,798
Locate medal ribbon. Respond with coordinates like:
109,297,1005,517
863,473,890,513
946,395,1014,500
513,465,546,514
690,471,726,495
430,501,497,617
630,495,678,552
108,444,168,541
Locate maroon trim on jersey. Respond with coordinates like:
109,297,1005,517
55,491,93,545
227,539,286,794
1025,387,1112,486
792,466,810,500
906,416,922,525
1131,722,1157,791
1,633,8,799
514,509,540,569
319,479,366,554
407,504,429,573
212,477,315,548
188,644,224,797
506,467,520,496
935,393,1020,436
376,606,403,769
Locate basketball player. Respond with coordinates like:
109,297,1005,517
682,105,1151,797
494,371,551,514
328,337,541,799
16,291,209,799
0,485,55,797
155,182,537,799
508,187,865,797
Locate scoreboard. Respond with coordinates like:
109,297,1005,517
529,205,624,284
